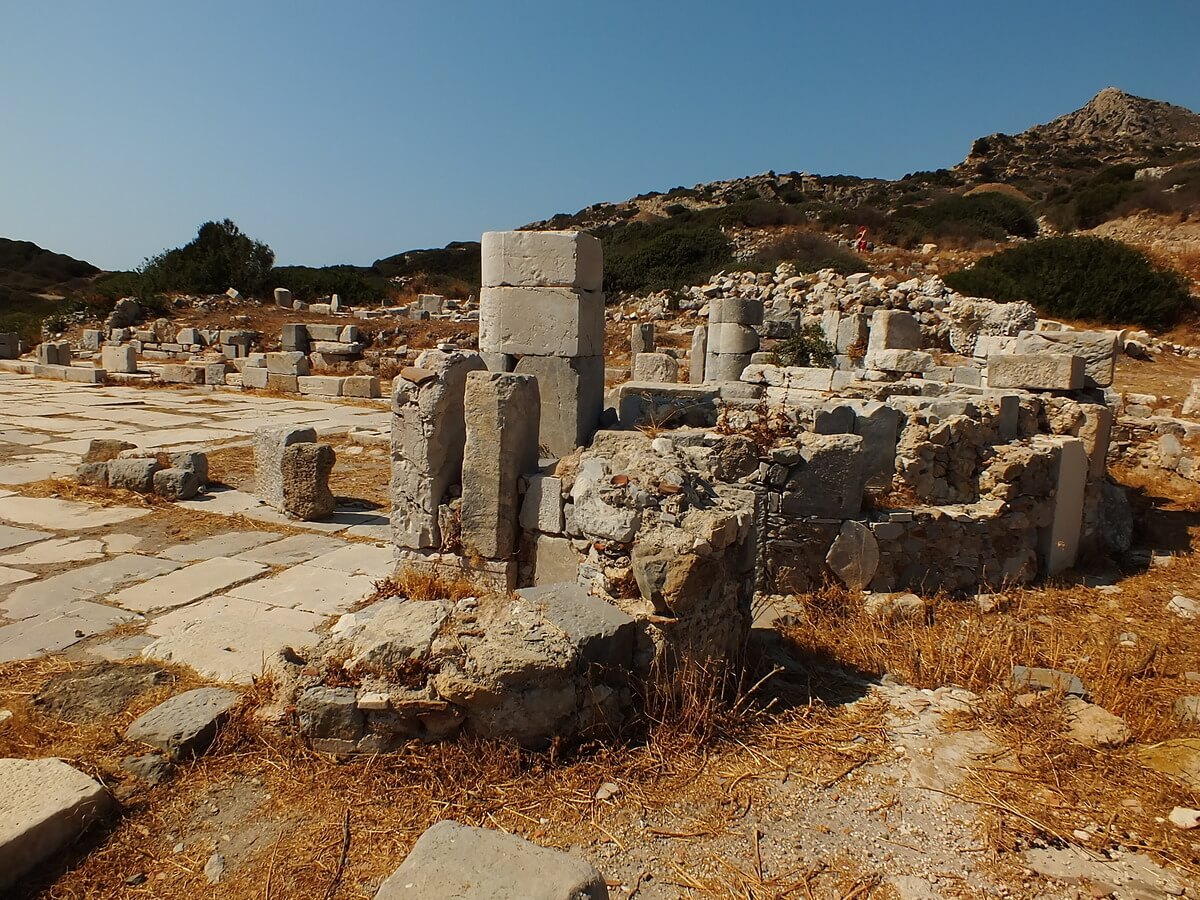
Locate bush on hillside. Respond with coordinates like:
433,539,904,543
892,193,1038,244
776,322,835,368
748,231,867,276
272,265,392,306
140,219,275,297
943,236,1192,330
602,222,734,294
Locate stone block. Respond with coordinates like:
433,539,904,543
266,373,299,392
266,351,310,375
170,450,209,483
987,354,1084,391
83,439,136,463
202,362,228,385
614,382,719,429
311,340,363,355
517,583,637,669
340,325,359,343
281,442,337,520
391,351,487,550
160,364,205,384
125,687,241,759
82,329,102,350
532,534,579,586
417,293,445,313
689,325,707,383
826,520,880,590
1015,329,1118,388
632,351,678,384
512,355,603,457
520,474,564,533
297,686,363,743
1039,437,1087,576
255,425,318,511
867,349,933,372
274,287,293,308
868,309,921,351
242,366,268,389
342,375,381,398
101,344,137,374
63,365,105,384
630,322,655,356
108,458,163,493
306,324,341,341
479,286,604,357
709,297,764,325
481,230,603,291
461,371,540,559
298,375,344,397
0,758,114,892
850,401,901,493
281,323,309,352
781,433,867,518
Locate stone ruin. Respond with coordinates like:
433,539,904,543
293,229,1129,752
253,426,337,521
75,440,210,501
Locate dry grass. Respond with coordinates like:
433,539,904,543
779,572,1200,869
366,565,483,606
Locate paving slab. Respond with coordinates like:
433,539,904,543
109,557,269,612
176,487,263,516
158,531,283,562
143,595,324,683
0,758,114,892
2,555,182,620
0,537,106,566
307,543,395,577
103,533,145,554
83,633,154,662
0,523,52,551
0,430,53,447
0,565,36,586
0,496,150,530
235,533,349,566
227,564,377,615
0,457,78,485
0,601,138,662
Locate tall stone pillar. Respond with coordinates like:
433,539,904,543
479,230,604,456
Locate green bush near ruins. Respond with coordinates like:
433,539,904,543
139,219,275,298
775,321,836,368
944,236,1193,329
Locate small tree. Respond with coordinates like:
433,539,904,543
141,219,274,297
775,322,835,368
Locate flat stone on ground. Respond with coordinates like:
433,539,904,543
373,820,609,900
0,523,52,551
35,661,168,723
158,531,282,562
306,543,395,577
108,557,268,612
227,565,377,615
234,533,348,566
0,537,106,565
0,757,114,892
2,555,183,620
125,687,241,758
0,496,149,530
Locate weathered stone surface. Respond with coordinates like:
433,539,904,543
160,364,206,384
867,348,934,373
281,442,336,520
1039,437,1087,576
35,662,167,723
254,425,317,511
461,372,540,559
101,344,137,374
532,534,578,586
374,821,609,900
850,401,901,493
689,325,707,383
345,600,451,674
391,350,487,550
707,322,759,355
241,365,268,389
125,687,241,759
1135,738,1200,789
1063,697,1130,748
512,354,603,457
298,375,344,396
274,287,293,308
868,309,922,351
153,466,201,500
1010,665,1085,698
108,457,163,493
1015,329,1118,388
479,286,604,357
630,322,655,356
266,351,309,376
481,230,603,291
709,296,765,325
704,351,754,383
342,375,380,398
781,434,867,518
987,354,1084,391
297,686,363,744
825,520,879,589
82,439,137,464
631,351,678,384
517,583,636,669
569,457,639,542
520,475,564,533
0,758,114,892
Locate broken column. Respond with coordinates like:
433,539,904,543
689,325,707,383
705,297,761,382
390,350,486,551
479,230,603,456
1038,437,1088,575
631,322,655,371
460,371,540,560
254,426,336,520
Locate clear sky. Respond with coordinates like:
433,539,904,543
2,1,1197,271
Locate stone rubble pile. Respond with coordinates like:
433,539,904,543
76,440,210,501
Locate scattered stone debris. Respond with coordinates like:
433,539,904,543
125,687,241,759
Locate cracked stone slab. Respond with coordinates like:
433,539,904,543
158,531,282,562
125,687,241,759
0,523,52,552
0,537,106,566
0,496,150,531
234,533,349,566
306,543,395,577
108,557,269,613
227,565,377,615
0,602,138,663
2,555,183,620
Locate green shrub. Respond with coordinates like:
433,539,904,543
944,236,1192,330
748,231,867,276
775,322,835,368
601,221,734,294
895,193,1038,241
272,265,392,306
141,219,274,297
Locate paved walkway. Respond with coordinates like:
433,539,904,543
0,374,395,681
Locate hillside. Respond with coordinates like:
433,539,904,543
0,238,101,340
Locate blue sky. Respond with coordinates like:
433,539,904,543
1,1,1197,270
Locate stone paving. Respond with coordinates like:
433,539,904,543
0,373,394,682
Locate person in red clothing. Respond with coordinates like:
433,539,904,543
854,225,870,253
